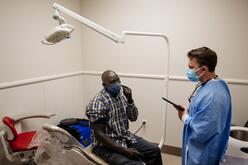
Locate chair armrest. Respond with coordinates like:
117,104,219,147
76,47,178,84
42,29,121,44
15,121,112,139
13,112,56,123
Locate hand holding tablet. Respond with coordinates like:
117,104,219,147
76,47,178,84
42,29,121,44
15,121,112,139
162,97,185,111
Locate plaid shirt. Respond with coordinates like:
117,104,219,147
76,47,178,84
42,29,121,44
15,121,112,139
85,88,138,148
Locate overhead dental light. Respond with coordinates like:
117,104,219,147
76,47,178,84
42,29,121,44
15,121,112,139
42,3,122,45
43,3,170,149
42,9,74,45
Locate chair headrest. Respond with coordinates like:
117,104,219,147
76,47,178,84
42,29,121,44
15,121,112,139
2,116,17,141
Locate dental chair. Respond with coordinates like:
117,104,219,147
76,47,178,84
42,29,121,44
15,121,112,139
0,113,55,164
38,124,108,165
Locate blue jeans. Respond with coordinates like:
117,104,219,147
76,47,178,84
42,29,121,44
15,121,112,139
92,136,163,165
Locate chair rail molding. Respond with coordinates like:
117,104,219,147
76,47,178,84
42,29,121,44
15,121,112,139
0,70,248,90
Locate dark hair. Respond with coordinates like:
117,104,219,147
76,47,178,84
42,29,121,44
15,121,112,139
187,47,217,72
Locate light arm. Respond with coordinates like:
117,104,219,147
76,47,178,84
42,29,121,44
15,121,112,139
53,3,122,43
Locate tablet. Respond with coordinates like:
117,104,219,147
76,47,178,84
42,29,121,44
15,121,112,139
162,97,184,111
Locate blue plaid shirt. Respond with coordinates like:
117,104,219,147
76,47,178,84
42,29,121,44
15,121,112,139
85,87,138,148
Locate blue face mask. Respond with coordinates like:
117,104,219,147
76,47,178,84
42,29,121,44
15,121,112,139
105,83,121,97
186,67,204,82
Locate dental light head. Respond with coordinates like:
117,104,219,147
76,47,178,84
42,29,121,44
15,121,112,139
42,10,74,45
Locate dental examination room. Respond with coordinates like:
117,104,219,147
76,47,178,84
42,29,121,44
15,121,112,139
0,0,248,165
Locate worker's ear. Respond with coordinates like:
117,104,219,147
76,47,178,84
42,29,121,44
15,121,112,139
202,66,208,71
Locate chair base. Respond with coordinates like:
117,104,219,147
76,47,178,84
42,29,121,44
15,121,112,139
6,149,36,164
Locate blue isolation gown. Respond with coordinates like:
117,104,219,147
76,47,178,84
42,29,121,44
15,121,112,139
182,79,232,165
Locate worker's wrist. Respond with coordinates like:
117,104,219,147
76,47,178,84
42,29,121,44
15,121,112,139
181,114,189,123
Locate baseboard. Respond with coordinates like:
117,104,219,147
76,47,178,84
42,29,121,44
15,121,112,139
161,145,182,156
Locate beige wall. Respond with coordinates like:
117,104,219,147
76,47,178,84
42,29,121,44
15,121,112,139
80,0,248,147
0,0,83,83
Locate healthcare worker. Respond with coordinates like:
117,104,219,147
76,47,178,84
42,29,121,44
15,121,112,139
174,47,232,165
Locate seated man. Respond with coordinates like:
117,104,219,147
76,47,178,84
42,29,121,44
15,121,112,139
86,70,163,165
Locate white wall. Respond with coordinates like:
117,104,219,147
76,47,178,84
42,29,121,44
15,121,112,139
80,0,248,148
0,0,84,128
